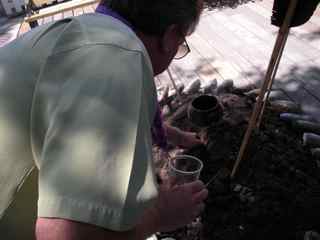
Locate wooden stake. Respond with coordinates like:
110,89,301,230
167,68,183,103
230,0,299,179
256,28,289,129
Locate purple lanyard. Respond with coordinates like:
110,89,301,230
95,4,168,149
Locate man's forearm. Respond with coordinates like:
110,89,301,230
36,209,160,240
133,205,160,240
163,123,182,146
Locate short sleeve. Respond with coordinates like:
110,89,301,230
32,44,159,231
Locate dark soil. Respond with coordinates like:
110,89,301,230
155,89,320,240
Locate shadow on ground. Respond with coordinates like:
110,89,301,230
303,29,320,41
243,64,320,119
204,0,261,9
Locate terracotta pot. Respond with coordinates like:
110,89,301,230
271,0,319,27
188,95,223,127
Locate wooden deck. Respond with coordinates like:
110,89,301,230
18,0,320,119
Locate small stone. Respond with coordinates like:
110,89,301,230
244,191,253,197
280,113,315,123
202,78,218,94
168,88,177,97
303,133,320,148
184,79,201,95
177,83,185,93
217,79,234,95
245,88,260,98
240,186,251,195
311,148,320,159
161,105,171,118
146,235,159,240
293,120,320,135
269,100,302,113
268,89,287,101
233,184,242,192
237,84,257,93
304,231,320,240
158,85,170,102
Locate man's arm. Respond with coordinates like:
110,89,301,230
36,181,208,240
36,207,158,240
164,123,204,148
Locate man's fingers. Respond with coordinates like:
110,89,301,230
182,180,205,194
192,188,208,204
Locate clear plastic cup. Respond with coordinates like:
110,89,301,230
168,155,203,185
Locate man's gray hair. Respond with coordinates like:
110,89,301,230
102,0,201,36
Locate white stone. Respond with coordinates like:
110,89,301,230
184,79,201,95
304,231,320,240
233,184,242,192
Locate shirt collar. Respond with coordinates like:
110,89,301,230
95,4,133,29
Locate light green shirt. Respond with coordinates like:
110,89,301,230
0,13,158,233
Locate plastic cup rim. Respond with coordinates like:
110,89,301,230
169,154,203,175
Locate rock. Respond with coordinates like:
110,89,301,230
303,133,320,148
168,84,185,97
268,89,287,101
146,235,159,240
245,88,260,98
239,186,254,203
240,186,252,197
217,80,234,95
162,105,171,118
184,79,201,95
168,89,177,98
239,225,245,231
233,184,242,192
269,100,302,113
237,84,257,93
167,103,188,124
158,85,170,103
316,160,320,169
293,120,320,135
280,113,315,123
177,83,185,93
202,78,218,94
246,89,289,102
311,148,320,159
304,231,320,240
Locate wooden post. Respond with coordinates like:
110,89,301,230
256,27,289,129
167,68,183,103
230,0,299,179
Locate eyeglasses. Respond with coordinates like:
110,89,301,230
174,39,191,60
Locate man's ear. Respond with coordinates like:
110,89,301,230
160,25,181,53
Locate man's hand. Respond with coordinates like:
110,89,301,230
164,123,204,149
152,180,208,232
177,130,204,148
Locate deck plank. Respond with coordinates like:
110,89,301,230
196,15,257,86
